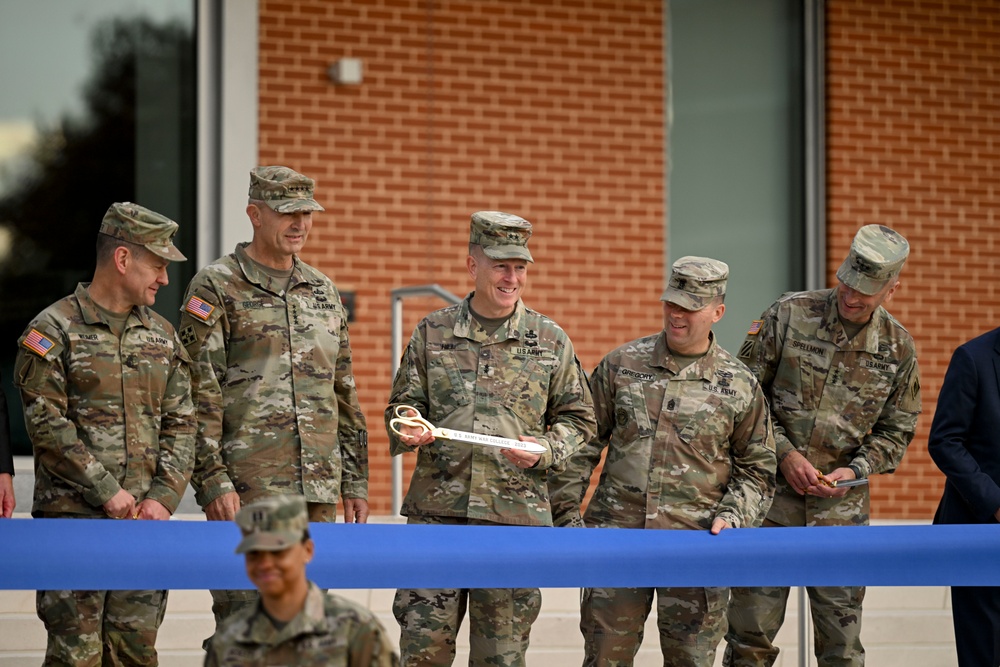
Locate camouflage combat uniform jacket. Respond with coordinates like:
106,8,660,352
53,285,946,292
205,583,398,667
179,243,368,508
550,331,775,531
737,288,921,526
14,283,195,517
386,294,596,527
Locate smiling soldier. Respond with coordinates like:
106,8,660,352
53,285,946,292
549,256,775,667
178,166,369,642
385,211,596,666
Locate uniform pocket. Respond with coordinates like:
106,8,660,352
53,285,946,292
427,344,473,421
503,356,552,428
675,394,729,463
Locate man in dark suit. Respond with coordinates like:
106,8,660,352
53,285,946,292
928,328,1000,667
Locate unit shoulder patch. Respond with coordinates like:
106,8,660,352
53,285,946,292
179,324,197,348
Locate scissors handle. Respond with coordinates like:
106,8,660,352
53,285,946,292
388,404,545,455
389,405,436,438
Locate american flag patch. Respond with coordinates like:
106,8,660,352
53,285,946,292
23,329,55,357
185,296,215,321
747,320,764,336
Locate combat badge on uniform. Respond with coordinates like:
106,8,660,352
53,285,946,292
23,329,55,358
185,295,215,321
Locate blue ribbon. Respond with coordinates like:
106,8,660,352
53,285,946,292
3,519,998,590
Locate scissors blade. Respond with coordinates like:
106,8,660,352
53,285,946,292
435,428,546,455
832,478,869,488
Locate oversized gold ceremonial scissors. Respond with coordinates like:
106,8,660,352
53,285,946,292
389,405,546,454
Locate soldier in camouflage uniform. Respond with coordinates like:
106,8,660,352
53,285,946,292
723,225,922,667
549,256,775,667
0,372,14,518
14,202,195,666
205,495,398,667
386,211,597,666
178,166,369,631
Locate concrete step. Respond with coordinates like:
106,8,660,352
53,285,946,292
0,586,957,666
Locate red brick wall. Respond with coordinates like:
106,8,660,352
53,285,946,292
257,0,998,520
827,1,1000,518
257,0,666,514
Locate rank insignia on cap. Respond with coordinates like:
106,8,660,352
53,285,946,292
185,295,215,321
23,329,55,357
747,320,764,336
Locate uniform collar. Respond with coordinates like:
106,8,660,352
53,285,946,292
651,329,719,380
820,288,883,353
453,292,527,343
234,242,320,296
74,282,150,330
239,582,328,646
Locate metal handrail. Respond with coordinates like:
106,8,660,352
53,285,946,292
389,284,462,517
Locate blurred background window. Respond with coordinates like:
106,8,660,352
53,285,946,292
0,0,196,454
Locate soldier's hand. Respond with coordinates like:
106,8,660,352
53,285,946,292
135,498,171,520
501,437,541,470
555,511,586,528
205,492,241,521
397,423,435,448
779,451,821,496
343,497,370,524
0,473,14,518
103,489,137,519
807,467,852,498
710,517,731,535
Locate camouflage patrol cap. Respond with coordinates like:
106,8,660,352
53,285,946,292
660,256,729,310
836,225,909,295
235,495,310,554
470,211,534,262
248,166,325,213
99,202,186,262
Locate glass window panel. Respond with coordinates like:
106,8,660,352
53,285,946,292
669,0,805,352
